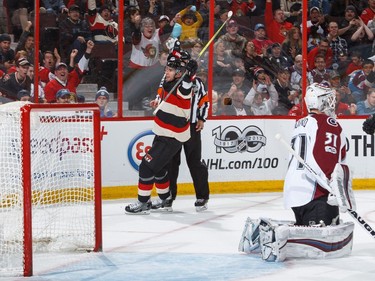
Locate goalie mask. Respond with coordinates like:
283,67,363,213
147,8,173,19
304,83,336,117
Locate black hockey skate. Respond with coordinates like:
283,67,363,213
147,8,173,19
194,199,208,212
125,200,151,215
151,197,173,212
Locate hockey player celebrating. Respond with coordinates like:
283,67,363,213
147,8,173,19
151,50,210,212
239,83,355,261
125,52,197,214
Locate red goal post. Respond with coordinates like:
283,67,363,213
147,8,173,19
0,102,102,277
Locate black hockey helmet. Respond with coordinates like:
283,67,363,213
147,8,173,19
166,55,182,70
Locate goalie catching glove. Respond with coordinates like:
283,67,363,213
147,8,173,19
363,113,375,135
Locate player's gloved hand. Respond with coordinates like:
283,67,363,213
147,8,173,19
173,40,181,52
362,114,375,135
328,193,348,213
185,59,198,77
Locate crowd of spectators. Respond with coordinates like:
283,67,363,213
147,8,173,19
2,0,375,117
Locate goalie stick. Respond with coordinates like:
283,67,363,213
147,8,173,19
153,11,234,115
275,133,375,240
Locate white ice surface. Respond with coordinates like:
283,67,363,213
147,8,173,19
3,191,375,281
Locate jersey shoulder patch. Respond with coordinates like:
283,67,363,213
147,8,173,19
326,117,338,127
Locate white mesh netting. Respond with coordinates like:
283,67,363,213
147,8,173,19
0,102,99,276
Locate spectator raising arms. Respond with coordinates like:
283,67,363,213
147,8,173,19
59,4,92,62
87,0,119,43
265,0,293,44
176,5,203,43
129,17,161,69
44,40,95,102
221,88,253,116
15,20,35,64
227,0,256,17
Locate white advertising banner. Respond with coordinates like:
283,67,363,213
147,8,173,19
100,118,374,187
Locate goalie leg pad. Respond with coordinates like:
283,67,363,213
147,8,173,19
330,163,356,212
238,218,294,254
238,217,261,254
259,218,289,262
286,222,354,259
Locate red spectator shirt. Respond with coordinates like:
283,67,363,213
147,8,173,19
44,68,82,102
360,8,375,25
265,2,293,43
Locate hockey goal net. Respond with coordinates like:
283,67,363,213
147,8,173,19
0,102,102,277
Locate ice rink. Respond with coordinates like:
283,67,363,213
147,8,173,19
4,190,375,281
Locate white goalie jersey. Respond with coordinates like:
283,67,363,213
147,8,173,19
283,113,347,209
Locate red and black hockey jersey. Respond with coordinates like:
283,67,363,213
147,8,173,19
153,77,193,142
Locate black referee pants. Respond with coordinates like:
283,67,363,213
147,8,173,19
169,123,210,201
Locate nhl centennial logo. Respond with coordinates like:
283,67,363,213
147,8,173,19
212,125,266,153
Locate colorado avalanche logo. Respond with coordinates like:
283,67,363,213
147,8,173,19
327,117,338,127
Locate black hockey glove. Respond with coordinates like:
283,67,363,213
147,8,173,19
173,40,181,53
185,59,198,77
363,114,375,135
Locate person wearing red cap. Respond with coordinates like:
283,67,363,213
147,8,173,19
265,0,293,44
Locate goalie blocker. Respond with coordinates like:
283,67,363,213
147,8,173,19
239,217,354,262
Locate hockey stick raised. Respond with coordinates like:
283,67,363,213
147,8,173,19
153,11,234,115
275,133,375,240
197,10,233,58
